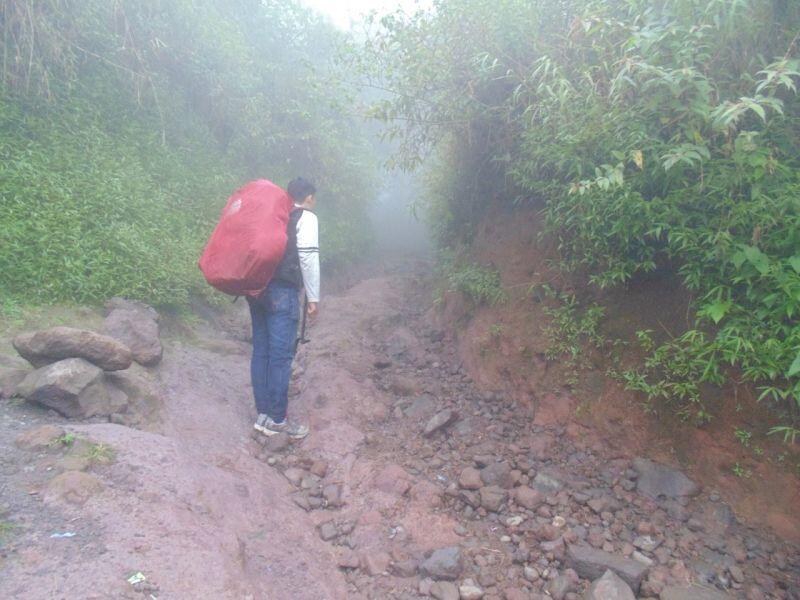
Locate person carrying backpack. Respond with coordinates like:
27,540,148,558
249,177,319,439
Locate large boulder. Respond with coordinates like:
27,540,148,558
566,544,648,593
15,358,127,418
13,327,132,371
632,458,700,500
104,300,162,366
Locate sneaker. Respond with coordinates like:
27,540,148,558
263,416,309,439
253,413,270,434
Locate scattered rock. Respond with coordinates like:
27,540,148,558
374,464,413,495
459,467,483,490
104,305,162,366
337,549,360,569
420,546,463,580
533,470,564,493
361,551,390,576
323,483,343,507
633,535,662,553
405,393,438,419
44,471,103,505
284,468,306,487
318,521,338,541
566,544,649,593
632,458,699,500
586,569,635,600
660,584,730,600
13,327,132,371
546,575,574,600
310,460,328,477
424,409,458,436
479,485,507,512
15,358,110,418
430,581,459,600
514,486,544,510
458,579,484,600
14,425,66,450
264,433,291,452
480,461,514,488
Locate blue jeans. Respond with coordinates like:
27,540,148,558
248,281,300,422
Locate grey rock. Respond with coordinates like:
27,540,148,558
420,546,463,580
430,581,459,600
15,358,103,418
479,485,507,512
0,364,29,399
566,544,648,593
632,458,699,499
264,432,291,452
459,579,484,600
106,297,160,321
323,483,343,507
480,461,514,488
13,327,132,371
105,307,162,366
319,521,338,541
533,470,564,493
585,569,635,600
632,535,662,552
660,584,730,600
405,393,438,419
546,575,574,600
514,486,545,509
424,409,458,436
77,377,129,417
459,467,483,490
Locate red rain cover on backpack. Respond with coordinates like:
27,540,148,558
198,179,294,297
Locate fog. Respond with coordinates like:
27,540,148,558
369,171,432,258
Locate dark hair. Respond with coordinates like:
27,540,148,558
287,177,316,202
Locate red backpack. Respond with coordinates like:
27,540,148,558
198,179,294,297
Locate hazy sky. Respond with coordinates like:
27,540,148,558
301,0,431,29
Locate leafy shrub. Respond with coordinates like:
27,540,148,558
361,0,800,434
438,251,507,307
1,0,378,310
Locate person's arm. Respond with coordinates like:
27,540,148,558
296,210,320,309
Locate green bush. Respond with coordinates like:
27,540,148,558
1,0,378,310
361,0,800,433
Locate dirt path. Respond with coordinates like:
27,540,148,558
1,271,798,599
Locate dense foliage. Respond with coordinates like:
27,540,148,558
1,0,378,307
362,0,800,432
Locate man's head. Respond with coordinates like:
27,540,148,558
287,177,317,209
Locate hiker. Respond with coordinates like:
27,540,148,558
249,177,319,439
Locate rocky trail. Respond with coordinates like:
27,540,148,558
0,271,798,599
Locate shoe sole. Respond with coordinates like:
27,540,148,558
255,423,308,439
254,423,281,436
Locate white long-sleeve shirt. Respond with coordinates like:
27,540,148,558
295,208,320,302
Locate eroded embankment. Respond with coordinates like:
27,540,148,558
435,207,800,543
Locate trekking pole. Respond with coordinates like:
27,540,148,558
295,294,310,352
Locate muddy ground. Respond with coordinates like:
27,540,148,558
0,268,798,599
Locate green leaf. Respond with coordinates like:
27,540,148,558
788,256,800,274
743,245,770,275
705,301,731,324
787,351,800,378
